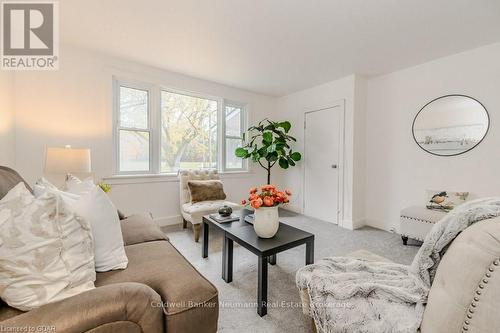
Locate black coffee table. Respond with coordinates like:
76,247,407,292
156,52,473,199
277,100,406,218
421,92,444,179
202,214,315,316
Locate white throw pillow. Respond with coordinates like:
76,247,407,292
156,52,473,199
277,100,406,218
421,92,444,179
65,174,95,194
0,183,96,311
74,187,128,271
37,177,129,272
33,177,58,197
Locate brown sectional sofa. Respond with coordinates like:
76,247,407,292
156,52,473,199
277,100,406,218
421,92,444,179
0,166,218,333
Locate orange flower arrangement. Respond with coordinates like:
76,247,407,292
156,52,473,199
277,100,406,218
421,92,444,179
241,185,292,209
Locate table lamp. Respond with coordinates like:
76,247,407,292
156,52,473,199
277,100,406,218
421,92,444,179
44,145,91,179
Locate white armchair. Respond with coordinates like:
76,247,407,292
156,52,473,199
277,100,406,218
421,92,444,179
179,169,240,242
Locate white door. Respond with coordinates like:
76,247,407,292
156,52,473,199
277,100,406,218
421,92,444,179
304,106,343,224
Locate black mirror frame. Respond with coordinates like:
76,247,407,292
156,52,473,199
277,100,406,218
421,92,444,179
412,94,490,157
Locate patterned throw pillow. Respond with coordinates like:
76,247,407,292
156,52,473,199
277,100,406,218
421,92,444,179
0,183,96,311
426,190,469,211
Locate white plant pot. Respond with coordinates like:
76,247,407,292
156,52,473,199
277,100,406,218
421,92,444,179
253,206,279,238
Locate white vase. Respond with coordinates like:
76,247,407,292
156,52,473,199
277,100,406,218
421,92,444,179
253,206,279,238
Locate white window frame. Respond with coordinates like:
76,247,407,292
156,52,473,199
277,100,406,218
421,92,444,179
222,102,248,172
113,77,248,176
113,79,156,175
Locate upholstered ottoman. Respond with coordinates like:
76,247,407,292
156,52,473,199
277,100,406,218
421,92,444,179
400,206,446,244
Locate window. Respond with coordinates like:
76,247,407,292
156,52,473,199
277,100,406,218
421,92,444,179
114,79,247,175
117,86,151,173
160,91,218,173
224,104,244,170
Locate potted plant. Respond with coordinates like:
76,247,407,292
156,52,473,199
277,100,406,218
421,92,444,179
241,185,292,238
235,119,301,184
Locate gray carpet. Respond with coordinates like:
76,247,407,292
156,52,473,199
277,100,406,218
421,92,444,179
162,210,419,333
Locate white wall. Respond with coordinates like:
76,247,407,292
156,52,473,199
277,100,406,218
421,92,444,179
10,41,500,232
0,71,15,167
352,76,367,225
13,45,274,224
365,42,500,232
275,74,367,229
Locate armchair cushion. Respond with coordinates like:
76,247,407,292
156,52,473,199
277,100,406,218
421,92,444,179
120,213,168,246
181,200,240,224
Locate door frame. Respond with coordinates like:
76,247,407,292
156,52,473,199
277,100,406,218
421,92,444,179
302,100,345,225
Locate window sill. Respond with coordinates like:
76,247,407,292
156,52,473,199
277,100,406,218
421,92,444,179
103,171,254,185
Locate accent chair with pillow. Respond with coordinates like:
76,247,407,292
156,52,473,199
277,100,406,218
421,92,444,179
179,169,240,242
0,166,219,333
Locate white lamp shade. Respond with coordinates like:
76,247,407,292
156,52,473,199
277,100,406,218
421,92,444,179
45,147,91,174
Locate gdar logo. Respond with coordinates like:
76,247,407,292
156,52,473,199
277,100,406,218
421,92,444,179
1,1,59,70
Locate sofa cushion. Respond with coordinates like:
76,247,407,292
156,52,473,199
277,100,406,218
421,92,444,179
120,213,168,246
95,241,217,313
95,240,218,332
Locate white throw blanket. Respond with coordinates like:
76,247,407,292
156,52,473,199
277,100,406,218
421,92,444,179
296,198,500,333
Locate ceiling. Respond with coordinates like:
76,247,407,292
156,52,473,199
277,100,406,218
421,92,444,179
61,0,500,96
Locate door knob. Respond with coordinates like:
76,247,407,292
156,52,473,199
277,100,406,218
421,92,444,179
331,164,337,169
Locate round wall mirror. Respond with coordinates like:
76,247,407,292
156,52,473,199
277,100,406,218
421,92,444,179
412,94,489,156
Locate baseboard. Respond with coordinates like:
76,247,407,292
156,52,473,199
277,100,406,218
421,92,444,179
341,219,354,230
362,218,395,233
154,215,182,227
352,218,366,230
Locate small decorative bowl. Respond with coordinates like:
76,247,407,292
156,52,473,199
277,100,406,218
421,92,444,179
218,205,233,217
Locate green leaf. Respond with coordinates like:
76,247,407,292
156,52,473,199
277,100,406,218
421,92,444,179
278,121,292,133
258,147,268,158
235,148,248,158
262,131,273,143
278,157,289,169
290,152,302,161
275,136,286,144
266,144,277,153
266,152,278,162
287,157,296,166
